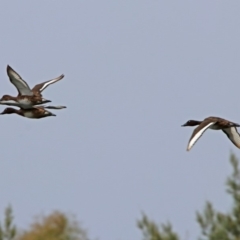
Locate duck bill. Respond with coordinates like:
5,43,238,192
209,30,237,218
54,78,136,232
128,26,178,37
41,99,51,104
181,123,187,127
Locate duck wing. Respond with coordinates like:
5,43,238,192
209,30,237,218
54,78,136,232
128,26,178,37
216,118,240,127
222,127,240,148
7,65,33,96
187,120,217,151
44,105,66,110
0,100,20,107
31,74,64,94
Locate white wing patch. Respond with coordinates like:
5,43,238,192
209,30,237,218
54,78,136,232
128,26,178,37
24,111,34,118
222,128,240,148
39,75,64,92
187,122,216,151
7,67,33,96
0,100,33,109
0,100,19,106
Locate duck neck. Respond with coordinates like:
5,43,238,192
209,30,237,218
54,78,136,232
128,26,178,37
192,120,202,126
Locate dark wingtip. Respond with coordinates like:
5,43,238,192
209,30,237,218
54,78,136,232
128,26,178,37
45,105,67,110
6,65,15,74
58,74,65,80
230,122,240,127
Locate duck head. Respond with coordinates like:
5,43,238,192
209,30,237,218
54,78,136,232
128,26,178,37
0,95,15,101
182,120,201,127
0,107,18,115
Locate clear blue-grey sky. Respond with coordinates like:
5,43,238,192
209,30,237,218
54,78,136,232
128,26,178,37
0,1,239,239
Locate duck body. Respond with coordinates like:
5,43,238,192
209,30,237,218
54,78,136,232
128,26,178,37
0,105,66,119
0,107,55,119
0,94,51,109
182,117,240,151
0,65,63,108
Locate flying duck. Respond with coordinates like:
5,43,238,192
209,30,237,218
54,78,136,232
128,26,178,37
0,105,66,119
0,65,64,109
182,117,240,151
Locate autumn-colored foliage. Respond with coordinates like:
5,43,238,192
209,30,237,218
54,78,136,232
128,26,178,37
18,211,88,240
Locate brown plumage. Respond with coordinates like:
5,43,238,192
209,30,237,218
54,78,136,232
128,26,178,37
0,94,48,106
0,107,55,119
0,106,66,119
0,65,64,109
182,117,240,151
6,65,64,97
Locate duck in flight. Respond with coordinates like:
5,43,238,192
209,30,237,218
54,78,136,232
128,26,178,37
0,105,66,119
0,65,64,109
182,117,240,151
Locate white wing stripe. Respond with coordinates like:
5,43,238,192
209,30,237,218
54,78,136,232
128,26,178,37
38,75,64,92
10,73,28,88
188,122,215,150
39,79,60,92
8,68,33,96
223,128,240,148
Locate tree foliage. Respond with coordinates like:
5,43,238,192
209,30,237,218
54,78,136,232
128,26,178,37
0,207,89,240
196,153,240,240
0,206,16,240
18,211,88,240
1,153,240,240
137,214,179,240
138,153,240,240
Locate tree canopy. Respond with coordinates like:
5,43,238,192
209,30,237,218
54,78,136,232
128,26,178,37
0,153,239,240
137,153,240,240
0,209,88,240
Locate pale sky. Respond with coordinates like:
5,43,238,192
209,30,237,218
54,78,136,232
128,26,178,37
0,1,239,240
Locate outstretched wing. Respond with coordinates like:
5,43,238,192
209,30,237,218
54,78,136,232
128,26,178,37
32,74,64,94
222,127,240,148
44,105,66,110
7,65,33,96
187,120,216,151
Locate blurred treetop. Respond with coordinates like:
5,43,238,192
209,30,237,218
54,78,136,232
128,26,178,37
137,153,240,240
